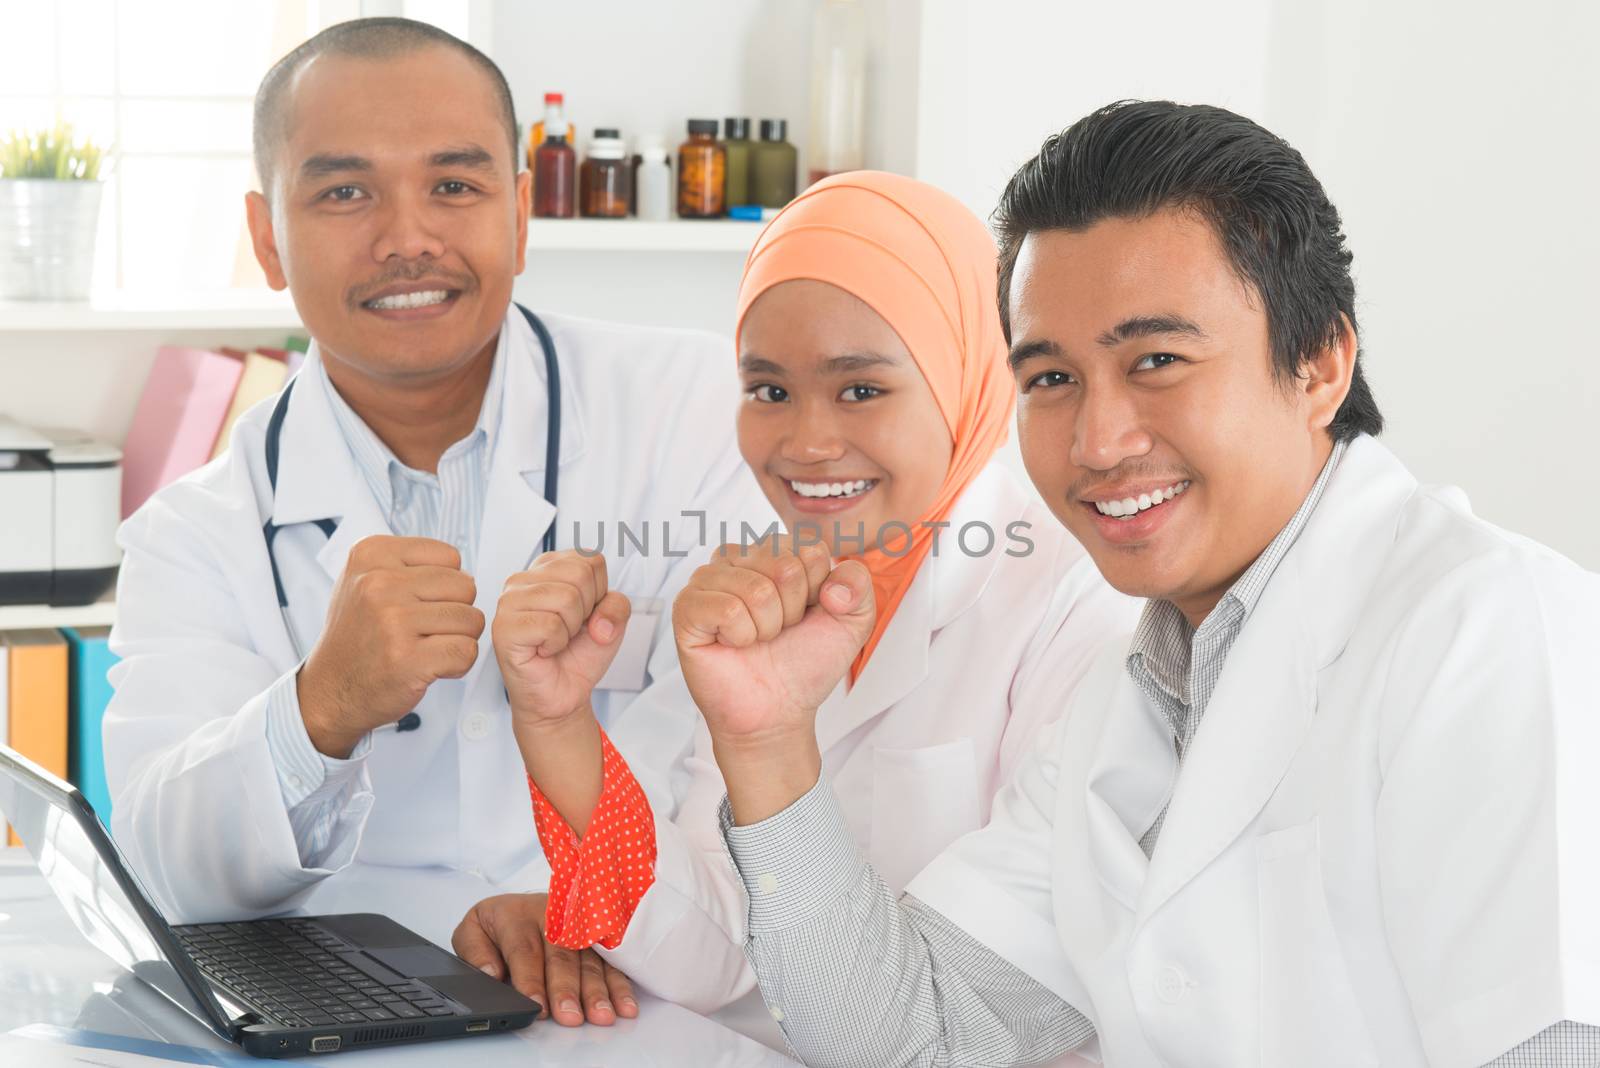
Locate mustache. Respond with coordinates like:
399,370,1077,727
348,263,477,306
1066,459,1195,500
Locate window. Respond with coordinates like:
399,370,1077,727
0,0,470,295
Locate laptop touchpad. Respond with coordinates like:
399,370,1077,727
365,944,471,978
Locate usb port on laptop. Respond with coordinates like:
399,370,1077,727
466,1020,490,1033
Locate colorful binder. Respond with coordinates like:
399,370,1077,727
4,630,68,846
121,346,245,518
210,350,289,460
63,626,116,824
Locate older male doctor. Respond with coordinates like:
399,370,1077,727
101,17,768,1025
685,102,1600,1067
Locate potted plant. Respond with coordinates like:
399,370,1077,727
0,122,108,301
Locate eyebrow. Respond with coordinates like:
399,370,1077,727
299,153,372,179
1096,314,1209,347
1007,338,1063,369
739,355,784,375
821,352,897,374
429,144,497,171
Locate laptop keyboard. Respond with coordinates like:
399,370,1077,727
173,919,464,1030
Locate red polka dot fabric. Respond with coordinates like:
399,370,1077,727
527,729,657,951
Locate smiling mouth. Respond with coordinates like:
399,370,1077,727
362,289,457,311
788,478,878,500
1089,479,1191,520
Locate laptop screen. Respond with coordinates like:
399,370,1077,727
0,749,233,1038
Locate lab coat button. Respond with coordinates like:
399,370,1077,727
769,1005,785,1023
757,873,779,895
1156,965,1191,1004
461,713,490,741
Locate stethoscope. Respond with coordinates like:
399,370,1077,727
260,303,561,735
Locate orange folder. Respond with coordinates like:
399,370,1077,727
4,630,69,847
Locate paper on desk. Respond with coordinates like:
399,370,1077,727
1,1025,253,1067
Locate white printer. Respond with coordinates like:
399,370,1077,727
0,417,122,607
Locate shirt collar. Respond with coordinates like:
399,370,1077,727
1127,438,1348,706
320,328,510,515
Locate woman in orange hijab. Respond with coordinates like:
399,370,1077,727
456,172,1134,1027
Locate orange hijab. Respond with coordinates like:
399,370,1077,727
734,171,1014,683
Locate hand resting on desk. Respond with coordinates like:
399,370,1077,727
453,891,638,1028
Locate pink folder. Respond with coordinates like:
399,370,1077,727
120,346,244,518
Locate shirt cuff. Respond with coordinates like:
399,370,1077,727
720,775,866,934
263,669,371,810
529,729,657,951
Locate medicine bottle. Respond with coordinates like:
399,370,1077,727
533,118,576,218
527,92,570,178
636,141,672,221
580,129,630,218
677,119,726,218
722,118,753,208
752,119,798,208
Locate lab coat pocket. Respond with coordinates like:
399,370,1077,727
871,738,982,893
1256,819,1380,1067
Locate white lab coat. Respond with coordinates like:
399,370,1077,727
104,307,773,928
602,462,1140,1014
906,435,1600,1067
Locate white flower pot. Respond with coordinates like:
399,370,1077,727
0,178,105,301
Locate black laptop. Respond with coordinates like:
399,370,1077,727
0,744,540,1058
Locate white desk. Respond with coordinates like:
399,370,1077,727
0,848,795,1066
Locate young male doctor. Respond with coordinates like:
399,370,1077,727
686,102,1600,1066
102,17,768,1024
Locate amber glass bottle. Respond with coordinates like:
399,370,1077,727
677,119,726,218
533,119,576,219
580,129,630,218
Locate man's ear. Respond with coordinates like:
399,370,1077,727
513,168,531,275
1302,312,1357,433
245,191,288,291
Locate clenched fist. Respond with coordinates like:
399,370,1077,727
298,536,484,759
493,550,631,731
673,538,875,823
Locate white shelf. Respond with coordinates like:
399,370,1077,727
0,290,302,333
0,597,116,631
0,222,759,333
526,218,764,252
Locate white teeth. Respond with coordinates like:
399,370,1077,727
1093,480,1190,517
789,479,873,499
367,289,450,310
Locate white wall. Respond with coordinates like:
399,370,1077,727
490,0,818,335
1261,0,1600,570
487,0,917,336
907,0,1599,568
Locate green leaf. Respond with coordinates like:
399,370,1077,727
0,121,108,181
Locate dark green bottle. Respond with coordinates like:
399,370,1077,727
722,118,753,207
752,119,798,209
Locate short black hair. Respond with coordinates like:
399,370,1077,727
252,17,518,197
994,100,1382,442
